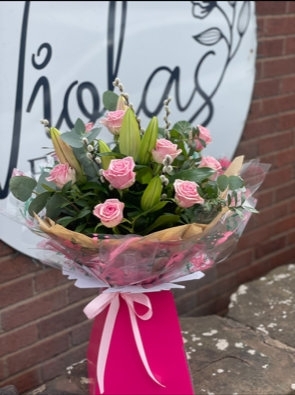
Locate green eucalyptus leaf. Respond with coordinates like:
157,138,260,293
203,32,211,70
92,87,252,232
171,121,191,137
138,116,158,165
119,108,141,159
103,91,119,111
140,176,162,211
85,128,101,142
228,175,244,190
35,171,56,194
73,147,98,180
28,191,52,216
72,118,86,135
9,176,37,201
201,181,218,199
217,175,229,192
61,128,101,148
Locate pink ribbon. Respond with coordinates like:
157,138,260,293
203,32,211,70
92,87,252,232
83,292,165,393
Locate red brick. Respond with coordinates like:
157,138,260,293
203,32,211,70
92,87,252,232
251,201,288,229
269,213,295,234
40,343,88,382
1,286,69,330
260,93,295,117
0,368,41,394
234,140,259,159
278,111,295,130
0,241,15,257
0,254,40,284
262,57,295,78
216,249,254,278
0,323,38,358
0,277,34,309
254,57,264,80
287,229,295,245
275,148,295,167
252,78,280,98
253,189,274,209
246,99,263,121
37,300,89,338
285,36,295,55
6,332,69,376
258,132,293,155
240,117,279,141
255,1,288,16
287,1,295,13
255,235,287,259
67,282,98,304
238,225,273,250
264,15,295,35
34,266,69,292
262,167,290,189
259,247,295,272
257,37,284,57
290,198,295,213
71,320,92,346
0,357,7,381
280,74,295,93
235,259,272,285
274,182,295,201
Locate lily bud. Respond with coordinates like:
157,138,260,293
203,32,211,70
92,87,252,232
140,176,163,211
98,140,115,170
138,116,158,165
49,127,84,181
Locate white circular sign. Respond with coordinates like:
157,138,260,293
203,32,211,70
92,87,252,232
0,1,257,257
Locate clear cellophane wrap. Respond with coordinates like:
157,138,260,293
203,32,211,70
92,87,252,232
29,156,270,289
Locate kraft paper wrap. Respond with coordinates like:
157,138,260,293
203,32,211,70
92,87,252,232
34,155,244,249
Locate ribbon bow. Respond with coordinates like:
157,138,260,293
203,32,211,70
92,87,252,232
83,291,165,393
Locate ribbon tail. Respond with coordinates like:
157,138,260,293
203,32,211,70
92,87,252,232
95,294,120,394
127,302,166,388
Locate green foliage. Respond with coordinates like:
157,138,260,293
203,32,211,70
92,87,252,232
9,176,37,201
9,81,251,237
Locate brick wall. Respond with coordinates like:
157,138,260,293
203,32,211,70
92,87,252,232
173,0,295,317
1,2,295,392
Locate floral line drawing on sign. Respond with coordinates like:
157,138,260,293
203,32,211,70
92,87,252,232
189,1,252,124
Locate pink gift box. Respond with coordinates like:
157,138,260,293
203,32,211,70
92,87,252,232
86,290,194,394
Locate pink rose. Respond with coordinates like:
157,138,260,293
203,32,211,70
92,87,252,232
102,156,136,190
93,198,124,228
152,138,182,164
100,110,126,135
46,163,76,188
173,179,204,208
193,125,212,151
199,156,222,180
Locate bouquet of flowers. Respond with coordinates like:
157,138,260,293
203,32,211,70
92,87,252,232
8,78,269,394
